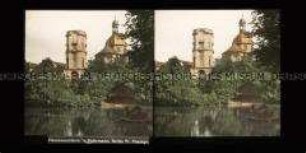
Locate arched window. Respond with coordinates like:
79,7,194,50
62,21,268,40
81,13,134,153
198,70,206,79
71,71,79,80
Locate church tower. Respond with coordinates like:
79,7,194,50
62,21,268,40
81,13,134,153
95,17,127,64
64,30,88,79
239,16,246,32
222,16,253,62
112,16,119,34
191,28,214,75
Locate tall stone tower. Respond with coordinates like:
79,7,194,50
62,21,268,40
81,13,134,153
191,28,214,75
64,30,88,79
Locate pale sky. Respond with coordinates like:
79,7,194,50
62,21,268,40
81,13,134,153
26,10,254,64
26,10,127,64
155,10,254,62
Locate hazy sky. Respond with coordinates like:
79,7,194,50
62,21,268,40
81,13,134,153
26,10,254,64
26,10,127,63
155,10,253,62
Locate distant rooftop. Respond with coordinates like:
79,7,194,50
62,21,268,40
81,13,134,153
66,30,87,37
193,28,214,35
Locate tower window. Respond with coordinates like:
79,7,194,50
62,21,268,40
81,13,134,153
198,42,204,49
200,52,204,66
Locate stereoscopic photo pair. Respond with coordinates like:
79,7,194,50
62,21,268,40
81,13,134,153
25,9,280,144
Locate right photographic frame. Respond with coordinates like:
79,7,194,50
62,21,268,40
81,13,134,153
154,10,280,137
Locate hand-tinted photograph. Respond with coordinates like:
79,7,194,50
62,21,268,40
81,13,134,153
24,10,153,143
154,10,280,137
24,9,280,142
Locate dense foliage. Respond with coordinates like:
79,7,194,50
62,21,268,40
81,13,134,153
125,10,154,73
25,60,100,108
155,57,205,106
204,55,280,105
252,10,280,73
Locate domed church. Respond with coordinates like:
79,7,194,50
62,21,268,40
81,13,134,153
222,16,253,62
95,17,129,64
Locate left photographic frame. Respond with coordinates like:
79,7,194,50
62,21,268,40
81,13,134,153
24,10,154,144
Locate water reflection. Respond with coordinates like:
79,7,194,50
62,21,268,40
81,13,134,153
155,106,280,136
25,107,152,140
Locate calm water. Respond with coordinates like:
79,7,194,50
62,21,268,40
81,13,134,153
25,105,279,140
25,107,152,141
154,106,280,137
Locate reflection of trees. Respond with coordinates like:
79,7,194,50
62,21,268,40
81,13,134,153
155,107,241,136
25,109,49,135
205,109,244,136
154,107,279,136
25,108,72,136
154,107,195,136
26,107,152,138
84,109,151,137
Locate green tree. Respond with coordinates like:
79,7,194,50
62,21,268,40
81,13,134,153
251,10,280,104
125,10,154,73
252,10,280,73
155,57,206,106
